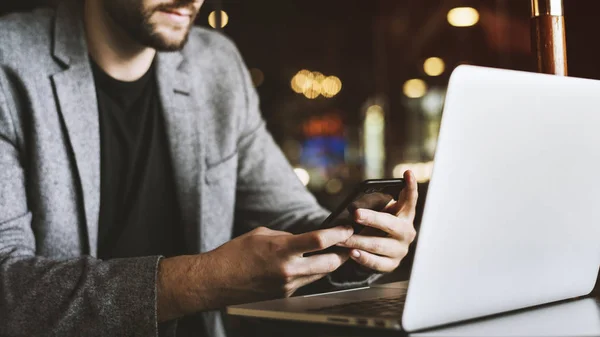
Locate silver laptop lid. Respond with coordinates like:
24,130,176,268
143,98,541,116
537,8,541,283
411,298,600,337
403,66,600,331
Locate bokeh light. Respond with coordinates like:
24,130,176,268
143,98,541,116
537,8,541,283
403,79,428,98
249,68,264,87
294,168,310,186
365,105,384,125
312,71,326,84
421,88,445,117
291,70,311,93
447,7,479,27
208,10,229,29
290,70,342,99
423,57,445,76
321,76,342,98
364,105,386,179
324,179,344,195
303,79,322,99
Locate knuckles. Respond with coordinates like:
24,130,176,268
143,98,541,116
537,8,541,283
409,228,417,242
266,238,286,255
277,264,299,297
399,246,409,259
324,256,342,273
278,263,295,279
355,252,369,266
309,233,328,251
252,226,270,235
368,241,383,254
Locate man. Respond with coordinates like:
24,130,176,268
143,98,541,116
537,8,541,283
0,0,418,336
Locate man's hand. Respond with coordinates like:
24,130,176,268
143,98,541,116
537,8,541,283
157,225,353,321
207,225,354,301
337,170,418,273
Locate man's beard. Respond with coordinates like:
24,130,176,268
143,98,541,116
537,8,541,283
102,0,198,51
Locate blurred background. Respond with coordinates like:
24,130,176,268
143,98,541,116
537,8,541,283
2,0,600,279
193,0,600,280
188,0,600,216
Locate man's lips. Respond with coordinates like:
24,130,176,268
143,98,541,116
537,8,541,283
157,7,194,25
160,8,193,17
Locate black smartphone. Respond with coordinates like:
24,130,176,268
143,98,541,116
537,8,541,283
320,179,406,232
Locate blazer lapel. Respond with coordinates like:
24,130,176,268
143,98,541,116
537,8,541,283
50,0,206,256
156,52,205,254
50,1,100,256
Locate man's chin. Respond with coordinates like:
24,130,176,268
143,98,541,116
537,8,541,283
145,31,190,51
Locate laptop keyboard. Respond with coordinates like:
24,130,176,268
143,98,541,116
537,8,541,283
307,296,405,317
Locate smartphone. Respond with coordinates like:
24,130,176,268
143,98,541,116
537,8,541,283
320,179,406,232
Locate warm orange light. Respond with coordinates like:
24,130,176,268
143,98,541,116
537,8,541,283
321,76,342,98
302,115,344,137
403,79,428,98
303,80,321,99
291,70,312,93
291,70,342,99
312,71,326,84
423,57,445,76
447,7,479,27
208,11,229,28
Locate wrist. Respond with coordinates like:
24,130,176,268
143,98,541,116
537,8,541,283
157,254,215,322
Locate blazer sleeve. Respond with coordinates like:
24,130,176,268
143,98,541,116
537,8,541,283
0,70,162,336
227,41,383,293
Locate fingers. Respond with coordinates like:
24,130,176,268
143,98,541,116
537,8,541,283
250,226,292,237
387,170,419,219
399,170,419,218
350,249,399,273
287,273,329,295
337,235,405,258
293,251,350,276
286,226,354,254
354,209,415,241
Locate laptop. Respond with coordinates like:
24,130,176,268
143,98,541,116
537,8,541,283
227,65,600,332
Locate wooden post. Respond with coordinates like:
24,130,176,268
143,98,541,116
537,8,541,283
531,0,567,75
215,0,222,31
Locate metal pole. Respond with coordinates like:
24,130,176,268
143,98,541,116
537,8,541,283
530,0,567,75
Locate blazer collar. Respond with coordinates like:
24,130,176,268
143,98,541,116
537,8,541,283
52,0,87,68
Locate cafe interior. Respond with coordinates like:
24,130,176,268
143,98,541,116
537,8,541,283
187,0,600,283
3,0,598,279
1,0,600,335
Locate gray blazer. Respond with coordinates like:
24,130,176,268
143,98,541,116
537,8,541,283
0,1,378,336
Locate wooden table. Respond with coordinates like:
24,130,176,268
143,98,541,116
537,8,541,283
228,295,600,337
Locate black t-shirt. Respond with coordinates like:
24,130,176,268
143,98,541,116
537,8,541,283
91,60,184,259
92,60,205,337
